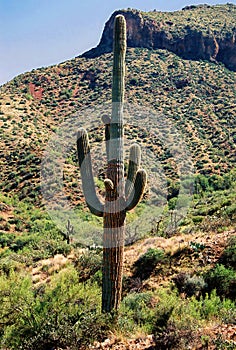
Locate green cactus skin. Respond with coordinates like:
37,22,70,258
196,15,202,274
77,14,147,312
125,144,141,199
77,128,104,217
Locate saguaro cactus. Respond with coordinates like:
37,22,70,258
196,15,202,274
77,15,147,312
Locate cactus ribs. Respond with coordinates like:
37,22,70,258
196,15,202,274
77,15,147,312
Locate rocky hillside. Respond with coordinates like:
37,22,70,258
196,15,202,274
0,4,235,205
83,4,236,71
0,47,235,202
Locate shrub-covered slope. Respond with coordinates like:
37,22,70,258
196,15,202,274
0,48,235,202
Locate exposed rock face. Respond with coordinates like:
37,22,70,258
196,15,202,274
82,9,236,71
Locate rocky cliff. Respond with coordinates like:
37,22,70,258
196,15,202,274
82,5,236,71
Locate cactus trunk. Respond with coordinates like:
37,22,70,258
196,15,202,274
77,14,147,313
102,15,126,313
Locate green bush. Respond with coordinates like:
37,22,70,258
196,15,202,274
133,248,166,279
74,250,102,282
0,267,110,349
90,269,103,286
204,264,236,299
119,292,156,333
0,255,23,275
192,215,204,223
197,290,235,320
173,272,206,297
225,203,236,219
0,233,15,248
9,236,35,252
189,241,206,252
219,236,236,269
154,287,235,329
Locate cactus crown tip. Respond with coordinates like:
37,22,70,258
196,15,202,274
131,143,140,149
77,127,86,136
114,14,126,28
115,14,125,20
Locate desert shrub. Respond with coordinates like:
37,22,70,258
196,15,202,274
168,197,177,210
9,235,36,252
189,241,206,251
152,306,174,335
151,290,194,349
204,264,236,299
153,287,201,330
74,250,102,282
0,221,11,231
0,272,35,348
0,267,110,350
192,215,204,223
90,269,103,286
14,236,72,263
213,335,236,350
0,256,23,275
133,248,166,279
173,272,206,297
122,275,143,295
153,322,193,350
119,292,156,332
225,203,236,219
194,174,210,192
219,236,236,269
197,290,235,320
154,287,235,329
167,179,180,201
0,233,15,248
194,173,235,194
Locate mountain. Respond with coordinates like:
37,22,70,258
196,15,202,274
83,4,236,71
0,4,235,205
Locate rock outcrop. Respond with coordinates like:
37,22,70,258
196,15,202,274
82,8,236,71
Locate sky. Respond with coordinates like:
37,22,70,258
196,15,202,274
0,0,235,86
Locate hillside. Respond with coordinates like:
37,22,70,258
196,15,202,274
0,5,235,205
0,47,235,202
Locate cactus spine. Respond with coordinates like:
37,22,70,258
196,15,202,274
77,15,147,312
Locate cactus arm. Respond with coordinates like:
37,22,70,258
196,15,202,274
125,144,141,199
104,178,114,191
77,128,104,217
125,169,147,211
